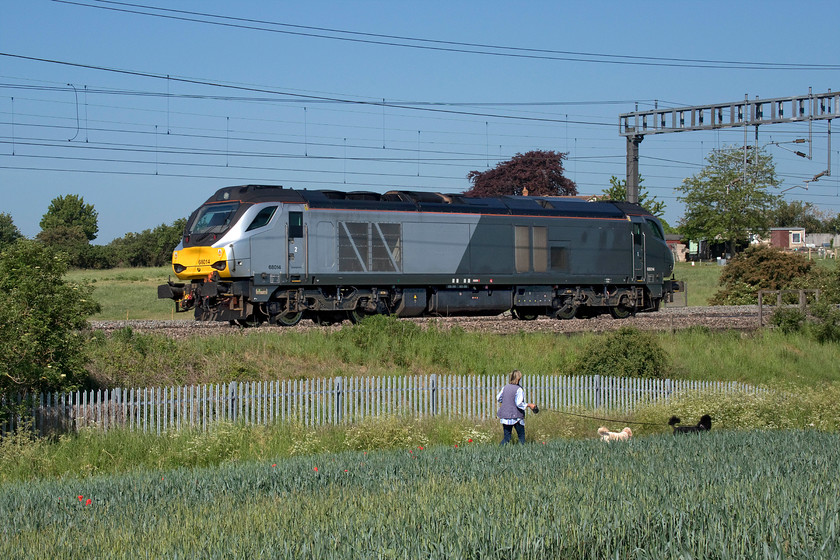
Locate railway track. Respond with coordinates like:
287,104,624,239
89,305,766,339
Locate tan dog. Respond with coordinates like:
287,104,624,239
597,426,632,442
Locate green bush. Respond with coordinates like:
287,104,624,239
771,307,806,333
332,314,423,367
767,301,840,343
809,301,840,343
571,327,669,379
710,245,812,305
0,239,101,394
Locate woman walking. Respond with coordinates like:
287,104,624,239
496,369,537,445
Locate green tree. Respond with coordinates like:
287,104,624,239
465,150,577,197
601,176,673,232
36,224,89,265
34,224,115,269
0,212,23,246
602,176,665,216
0,239,100,394
40,194,99,241
677,146,781,255
821,213,840,235
771,200,828,232
109,218,186,267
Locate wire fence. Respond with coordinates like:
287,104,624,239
1,374,758,436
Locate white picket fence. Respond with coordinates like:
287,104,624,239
1,374,757,435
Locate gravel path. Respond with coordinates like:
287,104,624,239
89,305,767,338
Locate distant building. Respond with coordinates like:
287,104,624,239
665,234,687,262
769,227,806,250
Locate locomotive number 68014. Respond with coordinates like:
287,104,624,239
158,185,681,326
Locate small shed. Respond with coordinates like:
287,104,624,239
769,227,806,250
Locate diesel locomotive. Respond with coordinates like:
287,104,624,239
158,184,681,326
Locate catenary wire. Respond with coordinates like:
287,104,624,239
54,0,840,70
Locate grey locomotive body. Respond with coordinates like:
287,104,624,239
158,185,680,326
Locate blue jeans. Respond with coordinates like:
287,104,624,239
500,422,525,445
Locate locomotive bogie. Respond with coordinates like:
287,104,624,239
159,185,680,325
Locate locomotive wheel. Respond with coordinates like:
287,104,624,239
275,311,303,327
608,304,634,319
554,303,577,320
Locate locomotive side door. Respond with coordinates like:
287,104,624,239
630,216,645,282
286,206,307,280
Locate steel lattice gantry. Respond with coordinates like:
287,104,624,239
618,90,838,202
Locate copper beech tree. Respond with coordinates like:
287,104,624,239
464,150,577,198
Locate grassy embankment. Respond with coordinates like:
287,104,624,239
84,317,840,388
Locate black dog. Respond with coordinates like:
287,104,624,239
668,414,711,434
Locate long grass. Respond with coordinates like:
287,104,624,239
2,430,839,559
66,266,187,320
0,416,495,483
671,261,723,305
663,327,840,385
4,382,840,484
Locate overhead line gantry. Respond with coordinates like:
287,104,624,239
619,89,838,203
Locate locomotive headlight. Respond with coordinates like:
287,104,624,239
173,264,187,273
211,261,227,271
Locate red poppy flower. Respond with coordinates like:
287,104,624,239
78,495,83,502
271,464,277,467
313,467,318,472
85,499,92,506
468,439,473,443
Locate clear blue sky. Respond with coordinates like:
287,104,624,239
2,0,838,242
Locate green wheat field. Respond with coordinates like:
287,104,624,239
2,429,838,559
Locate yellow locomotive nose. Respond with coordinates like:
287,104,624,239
172,246,230,280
